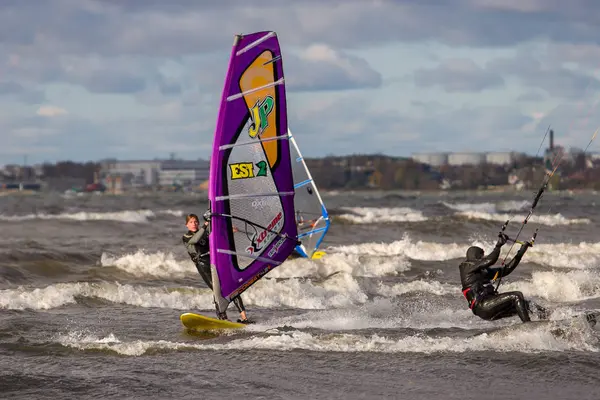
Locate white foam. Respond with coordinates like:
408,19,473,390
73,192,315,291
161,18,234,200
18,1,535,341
241,273,368,309
456,210,590,226
0,210,155,223
57,331,157,357
375,279,457,297
329,235,471,261
100,250,193,279
338,207,427,224
0,209,184,223
526,242,600,269
267,253,411,279
57,326,597,356
263,299,477,331
0,282,215,310
443,200,530,213
0,273,370,311
504,270,600,302
158,209,184,217
328,235,600,269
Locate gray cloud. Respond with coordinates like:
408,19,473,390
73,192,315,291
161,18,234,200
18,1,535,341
0,81,46,104
286,46,382,92
488,53,600,99
3,0,600,59
2,0,599,98
516,91,547,102
1,100,216,163
536,102,600,149
3,0,600,163
288,95,537,157
415,49,600,98
414,58,505,92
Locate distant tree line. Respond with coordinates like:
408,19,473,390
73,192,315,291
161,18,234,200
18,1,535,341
4,153,599,191
41,161,100,184
1,161,100,184
305,153,600,191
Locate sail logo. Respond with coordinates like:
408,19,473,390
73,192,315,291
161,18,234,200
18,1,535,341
246,211,283,255
229,161,268,180
268,236,286,257
251,198,268,209
248,96,274,138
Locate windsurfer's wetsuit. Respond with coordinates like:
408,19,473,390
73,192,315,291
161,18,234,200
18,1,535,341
182,221,246,320
459,237,545,323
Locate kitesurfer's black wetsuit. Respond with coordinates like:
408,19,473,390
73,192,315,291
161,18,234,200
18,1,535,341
182,222,245,318
459,239,542,323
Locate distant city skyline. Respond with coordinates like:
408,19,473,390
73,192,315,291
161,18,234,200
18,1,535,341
2,1,600,165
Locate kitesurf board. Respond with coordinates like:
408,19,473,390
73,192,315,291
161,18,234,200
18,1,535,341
207,31,299,309
288,129,331,259
180,313,246,331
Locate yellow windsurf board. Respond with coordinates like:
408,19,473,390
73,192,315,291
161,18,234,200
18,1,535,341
180,312,246,331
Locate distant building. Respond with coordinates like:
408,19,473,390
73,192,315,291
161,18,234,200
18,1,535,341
158,159,210,187
99,158,210,190
485,152,517,166
411,153,448,167
100,159,161,187
447,152,486,166
413,151,525,167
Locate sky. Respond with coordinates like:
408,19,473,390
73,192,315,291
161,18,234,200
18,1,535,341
3,0,600,165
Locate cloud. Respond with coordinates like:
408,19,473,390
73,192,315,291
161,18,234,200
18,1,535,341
3,0,600,59
536,102,600,147
0,81,46,104
488,53,600,99
36,105,68,117
2,0,600,164
516,91,547,102
286,44,382,91
414,58,504,92
289,95,537,156
416,47,600,99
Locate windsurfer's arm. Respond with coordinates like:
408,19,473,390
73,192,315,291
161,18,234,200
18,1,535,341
473,233,508,271
498,243,531,277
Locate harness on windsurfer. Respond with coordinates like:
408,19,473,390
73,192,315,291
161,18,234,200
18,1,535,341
182,211,250,323
459,232,545,322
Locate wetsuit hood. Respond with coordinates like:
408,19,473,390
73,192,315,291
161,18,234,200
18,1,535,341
466,246,484,260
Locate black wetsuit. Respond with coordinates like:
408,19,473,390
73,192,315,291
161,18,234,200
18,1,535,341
182,222,245,318
459,242,539,323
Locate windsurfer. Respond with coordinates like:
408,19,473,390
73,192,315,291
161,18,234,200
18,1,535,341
182,211,250,323
459,233,547,323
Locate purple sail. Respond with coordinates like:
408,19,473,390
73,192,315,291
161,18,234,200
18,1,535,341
208,31,298,300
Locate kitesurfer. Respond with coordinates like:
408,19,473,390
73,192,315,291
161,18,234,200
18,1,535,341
459,233,547,323
182,211,250,323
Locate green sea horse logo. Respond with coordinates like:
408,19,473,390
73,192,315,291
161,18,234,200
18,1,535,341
248,96,274,138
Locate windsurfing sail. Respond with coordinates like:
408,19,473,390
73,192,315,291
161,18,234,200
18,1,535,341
208,31,298,303
288,129,331,258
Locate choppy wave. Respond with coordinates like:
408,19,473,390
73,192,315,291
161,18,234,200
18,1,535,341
505,270,600,302
102,249,412,280
456,210,590,226
0,282,214,310
0,273,369,311
337,207,427,224
443,200,530,213
0,209,183,223
56,323,597,356
329,236,600,269
100,250,193,279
